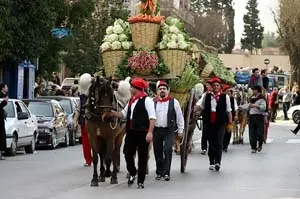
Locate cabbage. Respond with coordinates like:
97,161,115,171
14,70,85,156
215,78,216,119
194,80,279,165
111,41,122,50
177,34,185,42
165,17,180,25
162,34,170,42
159,41,167,49
106,34,119,43
113,25,123,34
119,34,128,41
169,26,180,34
121,41,132,50
101,42,111,52
171,34,178,41
167,41,178,49
106,26,114,35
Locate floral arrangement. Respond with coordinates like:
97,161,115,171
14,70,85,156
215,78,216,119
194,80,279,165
128,51,158,70
158,17,191,50
100,19,132,52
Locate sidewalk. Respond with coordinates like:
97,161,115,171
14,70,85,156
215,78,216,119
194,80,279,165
274,110,294,125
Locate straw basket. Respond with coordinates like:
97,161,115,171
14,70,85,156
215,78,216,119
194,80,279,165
134,68,153,76
200,63,213,78
159,49,190,76
102,50,126,77
130,22,160,50
169,91,189,107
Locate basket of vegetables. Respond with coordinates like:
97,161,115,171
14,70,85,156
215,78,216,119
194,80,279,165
128,51,158,76
158,17,192,76
169,64,200,106
101,19,132,77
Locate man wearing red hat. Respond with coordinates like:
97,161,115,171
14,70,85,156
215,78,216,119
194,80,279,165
222,85,238,152
111,77,156,189
153,80,184,181
196,77,232,171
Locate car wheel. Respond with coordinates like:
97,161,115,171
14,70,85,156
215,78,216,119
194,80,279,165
293,111,300,124
25,133,36,154
7,134,17,156
69,128,76,146
63,130,69,147
50,130,57,150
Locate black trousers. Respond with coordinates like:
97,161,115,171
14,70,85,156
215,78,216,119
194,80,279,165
207,124,225,165
153,127,175,176
201,123,209,151
248,114,264,150
0,118,6,152
123,130,149,184
283,102,290,119
223,129,231,150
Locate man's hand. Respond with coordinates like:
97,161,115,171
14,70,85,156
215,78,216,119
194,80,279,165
146,132,153,143
177,130,184,138
226,123,233,132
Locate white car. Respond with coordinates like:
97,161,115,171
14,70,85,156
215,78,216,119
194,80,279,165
287,105,300,124
3,99,38,156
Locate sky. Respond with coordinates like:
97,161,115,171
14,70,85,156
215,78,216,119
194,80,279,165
234,0,279,45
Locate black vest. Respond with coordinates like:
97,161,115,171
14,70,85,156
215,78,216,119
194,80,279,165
126,96,149,132
230,96,236,118
202,93,227,125
154,98,177,131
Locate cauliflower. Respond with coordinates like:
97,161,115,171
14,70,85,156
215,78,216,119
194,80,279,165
159,41,167,49
169,26,180,34
171,34,178,41
121,41,132,50
166,17,180,25
119,34,128,41
101,42,111,52
111,41,122,50
177,34,185,42
162,34,170,42
114,19,127,29
106,34,119,43
106,26,114,35
113,25,124,34
178,41,188,50
167,41,178,49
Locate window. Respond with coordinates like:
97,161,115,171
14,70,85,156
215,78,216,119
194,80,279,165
15,102,22,114
54,102,64,115
57,100,72,115
26,102,53,117
18,101,31,117
3,101,15,118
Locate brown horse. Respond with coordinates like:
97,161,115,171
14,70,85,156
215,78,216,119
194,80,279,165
85,76,126,186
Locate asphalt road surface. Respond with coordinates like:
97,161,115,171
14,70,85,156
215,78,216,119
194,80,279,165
1,121,300,199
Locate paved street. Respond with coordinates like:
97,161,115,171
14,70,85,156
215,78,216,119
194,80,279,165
1,122,300,199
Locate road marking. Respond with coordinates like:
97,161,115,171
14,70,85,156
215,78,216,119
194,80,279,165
286,139,300,144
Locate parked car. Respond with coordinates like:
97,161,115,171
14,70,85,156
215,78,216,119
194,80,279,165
287,105,300,124
61,78,80,95
2,99,38,156
22,99,69,149
36,96,81,145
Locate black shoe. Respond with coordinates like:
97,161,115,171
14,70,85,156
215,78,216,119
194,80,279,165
223,149,228,152
291,130,297,135
163,175,170,181
155,174,162,180
257,146,262,152
0,155,5,160
215,163,220,171
137,183,144,189
128,175,135,186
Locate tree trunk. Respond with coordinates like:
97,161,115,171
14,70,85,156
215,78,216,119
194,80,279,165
289,48,300,88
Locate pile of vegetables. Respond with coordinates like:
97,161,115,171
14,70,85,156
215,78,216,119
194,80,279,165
100,19,132,52
169,64,200,93
139,0,158,15
158,17,191,50
128,14,164,24
201,52,235,85
128,51,158,70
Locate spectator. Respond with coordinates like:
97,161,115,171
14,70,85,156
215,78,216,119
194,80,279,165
0,83,8,160
269,88,278,122
248,68,263,89
279,86,292,120
52,72,60,85
261,69,269,91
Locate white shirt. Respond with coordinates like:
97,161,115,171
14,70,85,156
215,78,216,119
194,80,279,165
196,92,232,112
121,96,156,120
233,98,238,112
155,99,185,131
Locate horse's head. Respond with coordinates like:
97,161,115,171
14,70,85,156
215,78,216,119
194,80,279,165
88,76,114,115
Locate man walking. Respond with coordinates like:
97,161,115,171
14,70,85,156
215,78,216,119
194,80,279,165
153,81,184,181
0,83,8,160
279,86,292,120
196,77,232,171
111,77,156,189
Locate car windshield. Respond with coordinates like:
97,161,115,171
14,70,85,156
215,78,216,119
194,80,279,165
63,79,78,85
3,101,14,118
57,100,72,115
26,102,53,117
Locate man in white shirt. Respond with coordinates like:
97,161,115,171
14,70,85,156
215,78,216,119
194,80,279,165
153,81,184,181
111,77,156,189
196,77,232,171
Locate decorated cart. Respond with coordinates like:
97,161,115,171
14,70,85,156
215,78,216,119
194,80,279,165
99,0,235,173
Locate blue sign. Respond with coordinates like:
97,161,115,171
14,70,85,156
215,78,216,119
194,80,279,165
51,28,72,39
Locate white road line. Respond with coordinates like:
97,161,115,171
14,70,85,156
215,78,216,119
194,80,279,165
286,139,300,144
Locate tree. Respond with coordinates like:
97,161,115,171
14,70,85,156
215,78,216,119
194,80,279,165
262,32,281,48
63,0,130,75
241,0,264,54
190,0,235,53
276,0,300,84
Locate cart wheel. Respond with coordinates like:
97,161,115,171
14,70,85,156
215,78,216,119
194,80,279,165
180,89,195,173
